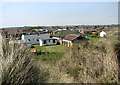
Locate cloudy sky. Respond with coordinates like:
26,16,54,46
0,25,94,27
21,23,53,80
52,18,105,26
0,0,119,28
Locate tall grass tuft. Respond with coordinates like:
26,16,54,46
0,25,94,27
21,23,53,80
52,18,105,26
1,33,40,84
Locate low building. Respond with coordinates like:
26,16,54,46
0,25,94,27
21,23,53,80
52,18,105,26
80,29,97,35
39,34,57,46
21,33,57,46
102,28,109,32
60,34,87,47
54,30,80,40
22,34,39,44
34,29,48,32
2,29,31,40
100,31,106,37
39,38,57,46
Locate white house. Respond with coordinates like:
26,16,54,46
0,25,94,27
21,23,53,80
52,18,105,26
39,34,57,46
22,34,39,44
22,33,57,46
39,38,57,46
58,28,67,31
100,31,106,37
34,29,48,32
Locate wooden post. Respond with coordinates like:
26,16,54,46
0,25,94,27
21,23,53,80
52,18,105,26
67,42,69,47
60,40,62,45
70,42,73,47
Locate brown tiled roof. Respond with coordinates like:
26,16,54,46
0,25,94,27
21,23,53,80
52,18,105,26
8,30,23,34
90,29,96,31
22,29,31,32
102,28,109,31
82,29,96,31
64,34,79,41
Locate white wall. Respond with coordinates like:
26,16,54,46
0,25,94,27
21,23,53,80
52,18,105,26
39,39,57,46
100,31,106,37
22,34,39,44
62,39,71,42
53,37,60,40
39,39,43,46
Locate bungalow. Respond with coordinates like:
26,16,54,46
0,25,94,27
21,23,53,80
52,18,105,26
58,28,67,31
22,29,31,34
2,29,31,40
102,28,109,32
100,31,106,37
80,29,97,35
39,38,57,46
21,33,57,46
60,34,87,47
39,34,57,46
22,34,39,44
34,29,48,32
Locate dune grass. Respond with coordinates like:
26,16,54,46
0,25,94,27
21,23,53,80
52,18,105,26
1,28,120,84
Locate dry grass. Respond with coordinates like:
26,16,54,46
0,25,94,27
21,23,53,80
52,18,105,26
1,33,40,84
1,28,120,83
56,29,119,83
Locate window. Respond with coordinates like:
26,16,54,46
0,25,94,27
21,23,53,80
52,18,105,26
53,39,56,43
33,38,34,41
43,40,46,44
28,39,30,41
49,40,50,42
37,39,39,41
62,41,63,45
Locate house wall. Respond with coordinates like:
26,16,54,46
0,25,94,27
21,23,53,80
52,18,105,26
22,33,57,46
53,37,60,43
52,37,60,40
22,34,39,44
39,34,50,39
39,39,57,46
100,31,106,37
61,39,72,47
39,39,43,46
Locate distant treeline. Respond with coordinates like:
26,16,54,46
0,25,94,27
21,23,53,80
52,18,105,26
1,24,118,30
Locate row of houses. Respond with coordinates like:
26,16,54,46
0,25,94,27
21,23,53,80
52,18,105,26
19,33,87,47
1,26,108,47
21,33,57,46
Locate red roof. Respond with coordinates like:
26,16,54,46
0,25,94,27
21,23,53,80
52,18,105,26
22,29,31,32
82,29,96,31
102,28,109,31
81,27,84,29
64,34,79,41
90,29,96,31
8,30,23,35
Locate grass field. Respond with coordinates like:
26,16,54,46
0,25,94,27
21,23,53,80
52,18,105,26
30,45,70,64
31,45,70,53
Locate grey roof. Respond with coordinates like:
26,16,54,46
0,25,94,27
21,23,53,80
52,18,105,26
39,38,57,40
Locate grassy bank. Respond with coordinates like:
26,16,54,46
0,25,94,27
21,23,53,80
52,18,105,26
1,28,120,84
30,45,69,53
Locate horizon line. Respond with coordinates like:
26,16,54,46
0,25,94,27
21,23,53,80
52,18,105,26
0,24,118,28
